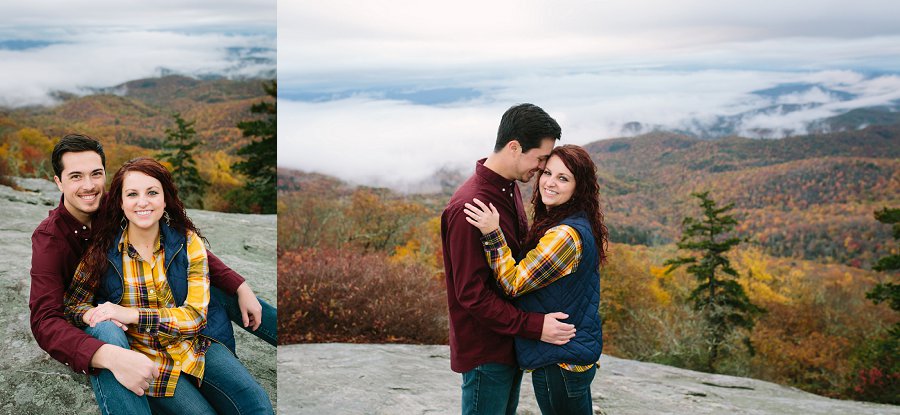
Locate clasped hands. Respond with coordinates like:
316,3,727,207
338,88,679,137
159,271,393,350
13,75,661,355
83,302,139,330
81,282,263,331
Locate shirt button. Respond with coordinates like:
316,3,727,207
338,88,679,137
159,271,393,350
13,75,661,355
74,230,78,234
83,226,87,229
65,362,69,366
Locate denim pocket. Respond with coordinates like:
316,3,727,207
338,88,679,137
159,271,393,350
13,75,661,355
462,364,521,415
560,366,596,398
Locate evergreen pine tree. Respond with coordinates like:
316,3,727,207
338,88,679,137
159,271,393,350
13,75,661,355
870,208,900,321
230,80,276,213
849,207,900,404
664,191,763,372
158,113,208,209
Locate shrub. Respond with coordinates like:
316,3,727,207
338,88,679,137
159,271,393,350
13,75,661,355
278,247,448,345
0,157,16,188
849,333,899,404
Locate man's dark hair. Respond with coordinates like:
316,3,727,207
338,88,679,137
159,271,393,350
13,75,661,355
494,103,561,153
51,134,106,178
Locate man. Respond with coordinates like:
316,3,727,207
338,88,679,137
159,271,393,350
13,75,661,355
441,103,576,414
29,134,275,413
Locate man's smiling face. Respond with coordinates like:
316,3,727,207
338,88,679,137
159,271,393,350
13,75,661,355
54,151,106,225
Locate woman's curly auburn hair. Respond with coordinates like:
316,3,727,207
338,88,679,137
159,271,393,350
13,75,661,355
78,157,203,292
525,144,609,264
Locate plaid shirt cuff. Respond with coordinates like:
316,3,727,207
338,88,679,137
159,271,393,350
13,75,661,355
68,305,92,328
137,308,159,335
480,229,506,250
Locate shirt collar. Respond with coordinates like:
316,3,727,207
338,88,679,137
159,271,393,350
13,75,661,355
475,158,516,192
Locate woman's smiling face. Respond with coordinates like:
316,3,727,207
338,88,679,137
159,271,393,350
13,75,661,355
121,171,166,230
539,155,575,208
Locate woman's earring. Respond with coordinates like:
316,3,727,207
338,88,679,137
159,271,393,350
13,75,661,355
164,210,171,226
120,216,127,231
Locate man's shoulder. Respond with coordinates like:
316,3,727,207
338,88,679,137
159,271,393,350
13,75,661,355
446,175,495,210
32,209,62,239
31,209,72,253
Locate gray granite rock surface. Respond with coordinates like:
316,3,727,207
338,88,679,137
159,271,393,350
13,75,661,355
278,343,899,415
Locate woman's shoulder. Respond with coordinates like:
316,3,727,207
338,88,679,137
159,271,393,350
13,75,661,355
546,223,579,238
183,229,202,246
182,229,209,260
542,224,582,247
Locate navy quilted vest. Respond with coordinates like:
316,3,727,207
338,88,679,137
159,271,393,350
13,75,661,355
96,222,236,354
514,212,602,369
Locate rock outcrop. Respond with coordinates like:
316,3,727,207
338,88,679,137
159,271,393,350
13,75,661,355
0,179,276,414
278,343,900,415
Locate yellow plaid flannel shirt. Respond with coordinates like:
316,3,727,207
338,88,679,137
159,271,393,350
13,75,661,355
65,229,211,397
481,224,596,372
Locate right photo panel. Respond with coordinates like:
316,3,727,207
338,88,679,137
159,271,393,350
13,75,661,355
277,2,900,414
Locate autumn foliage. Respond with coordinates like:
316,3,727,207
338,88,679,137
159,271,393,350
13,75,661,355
588,128,899,269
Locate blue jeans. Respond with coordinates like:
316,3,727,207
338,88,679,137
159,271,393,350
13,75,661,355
461,363,523,415
85,321,153,415
147,342,274,415
211,286,277,346
531,364,596,415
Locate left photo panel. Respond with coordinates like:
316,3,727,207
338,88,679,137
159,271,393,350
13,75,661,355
0,1,277,413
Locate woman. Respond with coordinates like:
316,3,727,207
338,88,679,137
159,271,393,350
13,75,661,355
65,157,273,415
464,144,608,415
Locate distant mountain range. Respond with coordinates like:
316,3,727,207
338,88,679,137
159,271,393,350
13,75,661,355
618,82,900,139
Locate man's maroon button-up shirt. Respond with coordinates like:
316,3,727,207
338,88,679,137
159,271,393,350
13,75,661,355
441,159,544,373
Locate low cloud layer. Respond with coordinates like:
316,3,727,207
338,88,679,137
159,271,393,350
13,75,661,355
0,0,275,107
279,70,900,187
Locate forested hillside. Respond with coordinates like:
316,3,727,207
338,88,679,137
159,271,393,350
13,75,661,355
586,126,899,267
0,75,272,211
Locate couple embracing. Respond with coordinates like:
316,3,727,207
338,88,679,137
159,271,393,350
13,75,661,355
442,104,609,415
29,134,276,414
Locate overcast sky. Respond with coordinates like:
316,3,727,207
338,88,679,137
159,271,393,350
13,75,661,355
278,0,900,187
0,0,275,107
